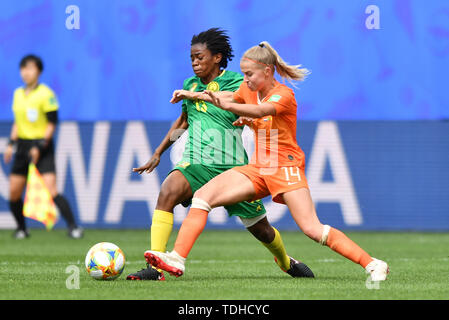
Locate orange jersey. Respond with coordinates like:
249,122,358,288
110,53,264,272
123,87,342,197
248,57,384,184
233,81,305,168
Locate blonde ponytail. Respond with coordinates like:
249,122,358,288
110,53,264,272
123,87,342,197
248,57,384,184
242,41,309,82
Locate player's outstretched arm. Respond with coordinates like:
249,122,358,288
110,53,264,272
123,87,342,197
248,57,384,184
196,90,234,103
132,112,188,174
204,90,276,118
170,89,234,104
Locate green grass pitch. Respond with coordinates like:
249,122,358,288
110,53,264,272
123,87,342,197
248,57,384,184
1,229,448,299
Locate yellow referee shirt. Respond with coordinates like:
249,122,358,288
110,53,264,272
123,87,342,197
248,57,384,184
12,83,59,140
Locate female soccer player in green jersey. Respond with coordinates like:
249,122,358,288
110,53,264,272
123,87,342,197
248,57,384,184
3,55,83,239
126,28,313,280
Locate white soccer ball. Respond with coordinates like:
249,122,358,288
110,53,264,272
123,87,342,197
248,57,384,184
85,242,125,280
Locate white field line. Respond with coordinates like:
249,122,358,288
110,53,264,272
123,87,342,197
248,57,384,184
0,257,447,266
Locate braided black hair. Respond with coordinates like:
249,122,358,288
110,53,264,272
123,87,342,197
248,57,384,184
191,28,234,69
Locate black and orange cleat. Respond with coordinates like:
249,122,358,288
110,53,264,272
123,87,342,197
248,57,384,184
275,256,315,278
126,264,165,281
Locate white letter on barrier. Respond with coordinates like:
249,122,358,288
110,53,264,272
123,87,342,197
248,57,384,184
307,121,362,225
104,122,160,223
56,122,110,223
0,138,15,228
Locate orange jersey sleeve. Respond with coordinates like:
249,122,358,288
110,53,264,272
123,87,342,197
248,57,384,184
232,86,245,103
265,88,296,116
234,81,306,168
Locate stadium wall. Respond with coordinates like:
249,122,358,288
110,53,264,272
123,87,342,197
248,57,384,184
1,1,448,122
0,120,448,231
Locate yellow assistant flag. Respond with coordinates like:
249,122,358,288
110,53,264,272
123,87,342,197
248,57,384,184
23,163,58,230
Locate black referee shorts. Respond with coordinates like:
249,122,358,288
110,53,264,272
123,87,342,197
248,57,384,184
11,139,56,176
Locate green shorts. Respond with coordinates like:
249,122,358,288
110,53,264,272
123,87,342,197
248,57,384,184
169,161,266,219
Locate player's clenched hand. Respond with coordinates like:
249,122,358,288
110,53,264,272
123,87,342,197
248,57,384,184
170,90,184,104
233,117,253,127
170,90,195,104
132,154,160,174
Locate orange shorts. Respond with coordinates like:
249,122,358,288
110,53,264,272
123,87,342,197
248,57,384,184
233,164,309,204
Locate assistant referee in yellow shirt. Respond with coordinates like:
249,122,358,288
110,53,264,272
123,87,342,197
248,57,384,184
3,55,83,239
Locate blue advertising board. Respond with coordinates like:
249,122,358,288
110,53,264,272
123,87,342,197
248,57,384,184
1,120,448,230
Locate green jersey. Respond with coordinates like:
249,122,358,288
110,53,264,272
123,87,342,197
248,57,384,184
180,70,248,168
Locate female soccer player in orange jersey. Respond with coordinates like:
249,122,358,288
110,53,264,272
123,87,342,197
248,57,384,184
145,42,389,282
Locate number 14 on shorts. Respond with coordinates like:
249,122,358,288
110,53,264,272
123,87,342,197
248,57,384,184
281,167,301,185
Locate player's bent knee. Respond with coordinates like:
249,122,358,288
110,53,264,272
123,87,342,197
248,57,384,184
191,197,212,212
192,188,205,199
192,189,213,206
156,188,180,211
319,225,331,245
302,224,325,243
240,214,267,229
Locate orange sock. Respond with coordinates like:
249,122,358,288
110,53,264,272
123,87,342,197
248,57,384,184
326,227,373,268
173,208,209,258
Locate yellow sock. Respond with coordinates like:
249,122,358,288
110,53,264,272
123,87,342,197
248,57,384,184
150,209,174,252
261,227,291,271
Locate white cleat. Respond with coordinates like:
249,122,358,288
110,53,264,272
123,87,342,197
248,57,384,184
144,250,186,277
365,258,389,281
